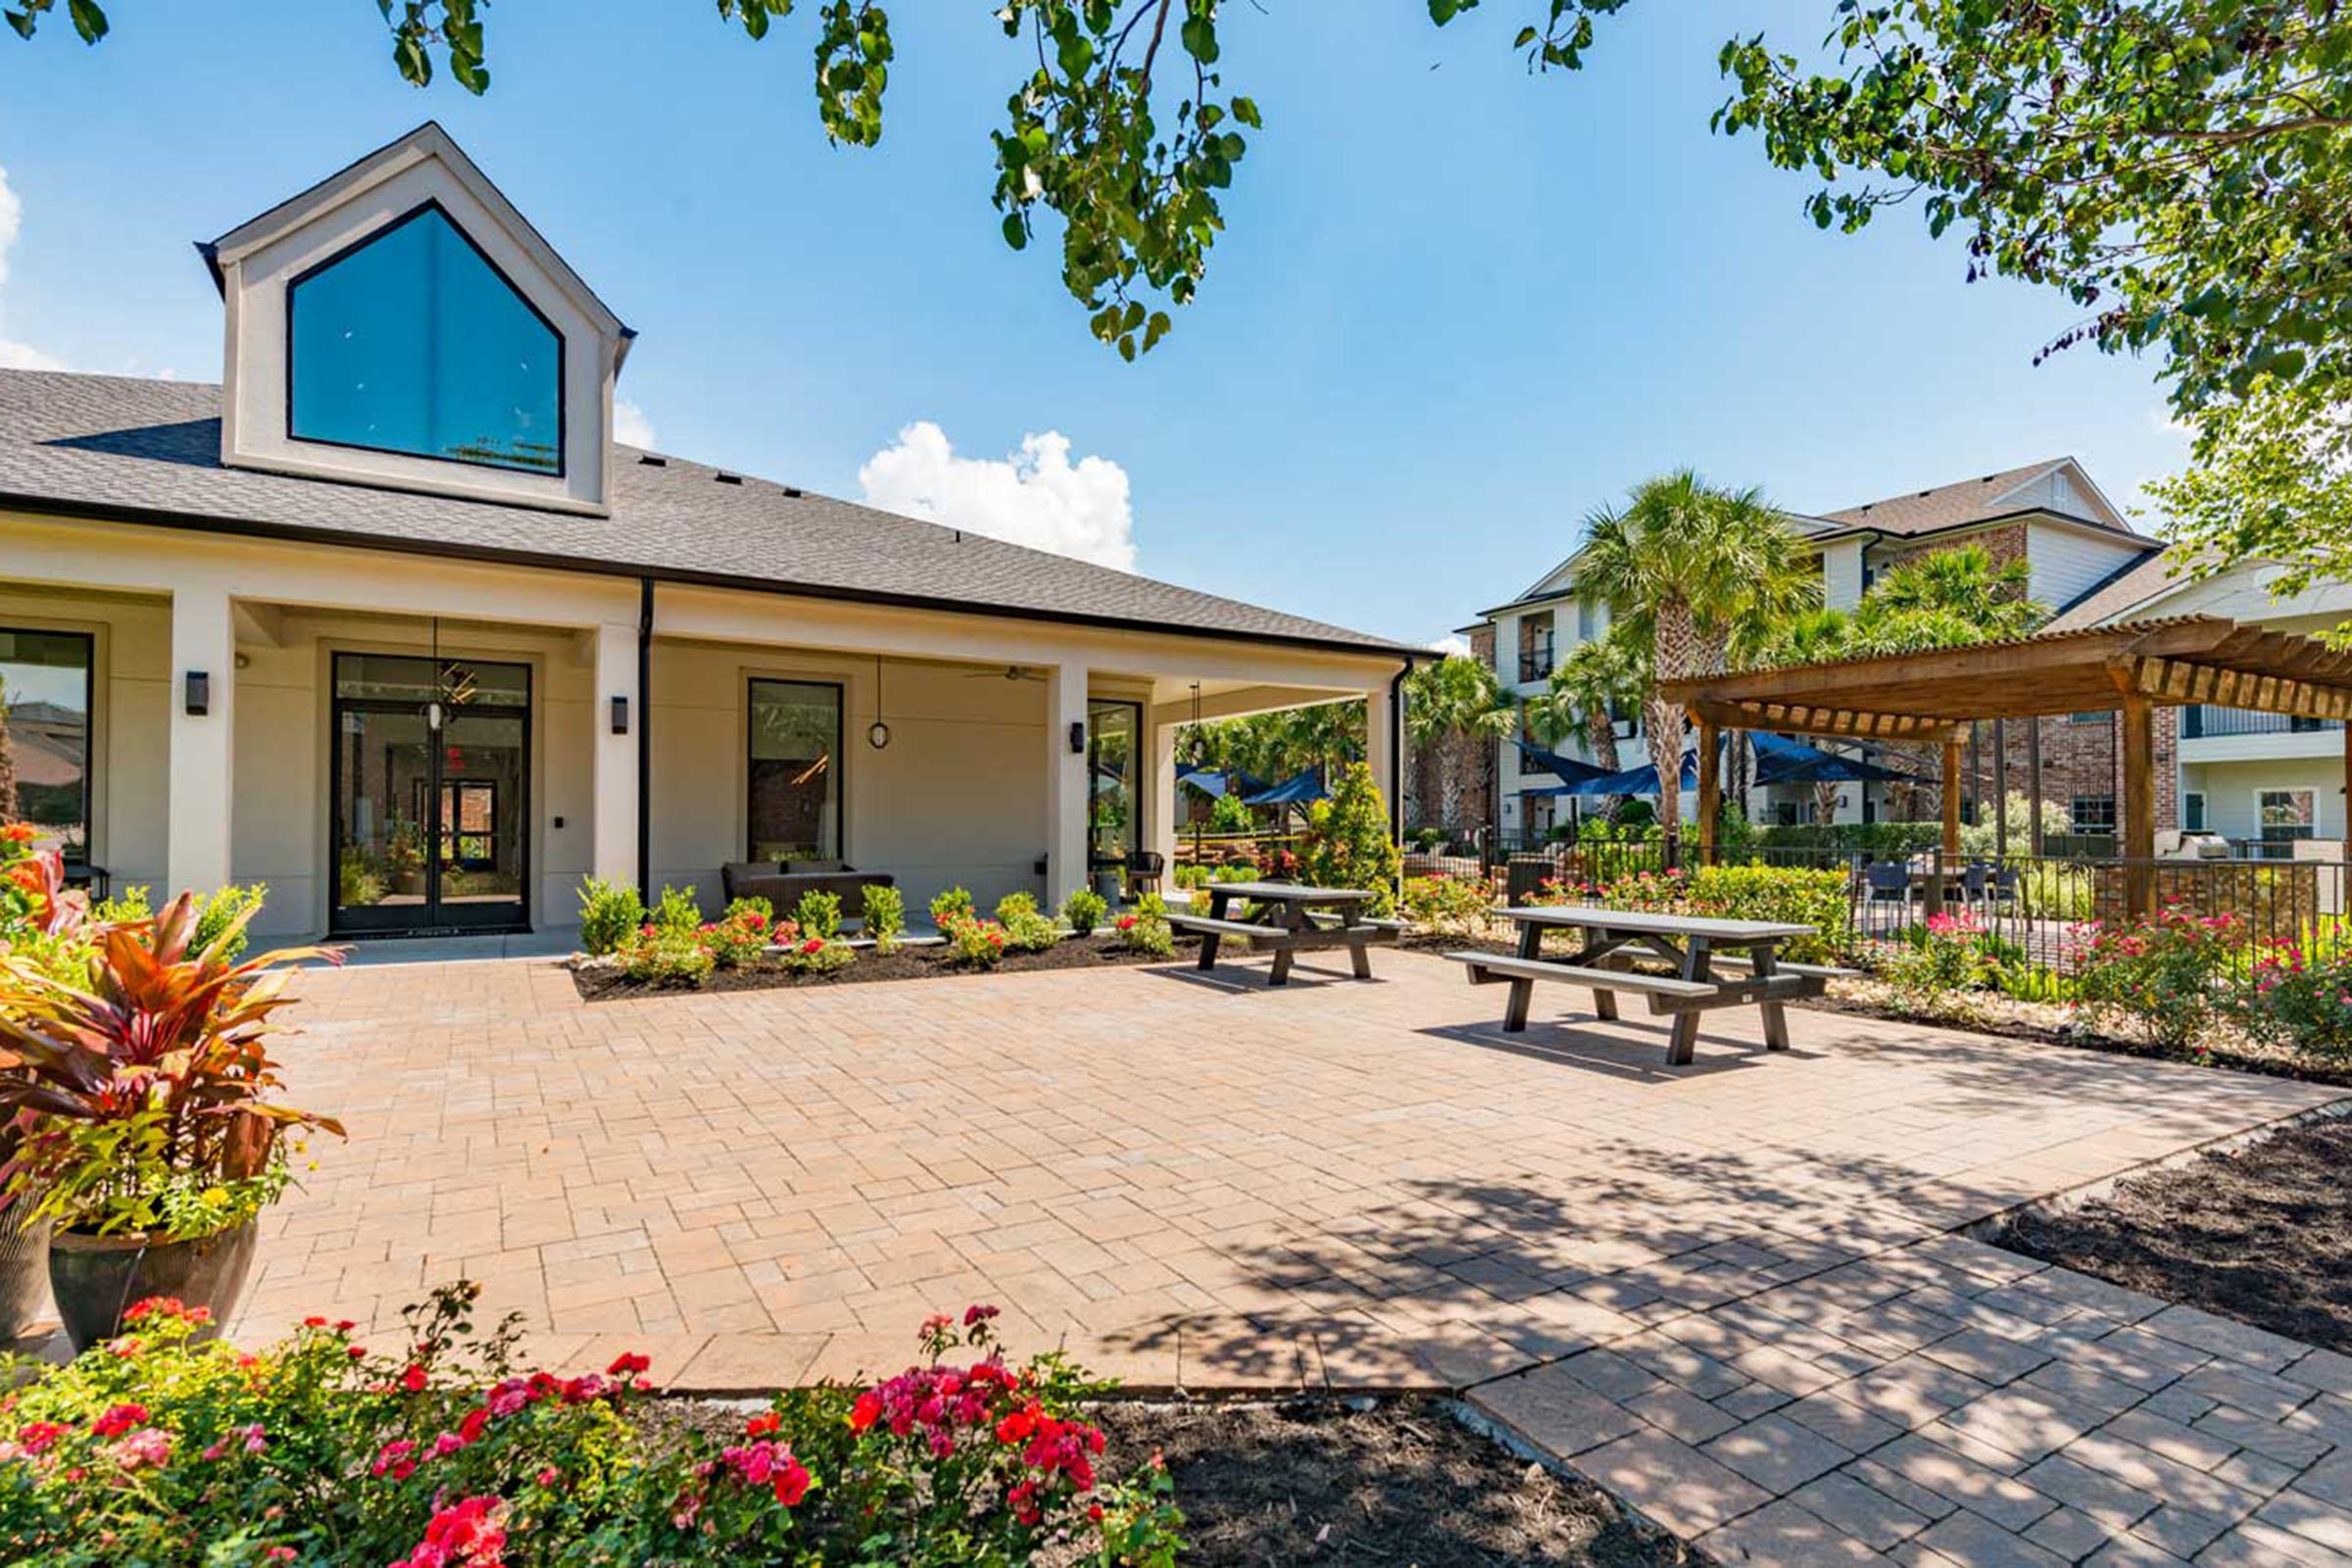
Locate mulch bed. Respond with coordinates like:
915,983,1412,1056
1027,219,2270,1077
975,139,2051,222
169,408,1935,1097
570,931,1196,1003
1988,1112,2352,1355
1068,1397,1699,1568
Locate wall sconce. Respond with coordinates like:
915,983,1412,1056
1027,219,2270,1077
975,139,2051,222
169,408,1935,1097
1068,720,1087,755
183,671,210,715
610,695,630,736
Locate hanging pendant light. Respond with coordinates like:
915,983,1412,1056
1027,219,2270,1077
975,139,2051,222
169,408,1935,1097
867,654,892,750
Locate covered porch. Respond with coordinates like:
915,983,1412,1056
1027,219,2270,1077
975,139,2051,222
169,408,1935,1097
1,510,1406,941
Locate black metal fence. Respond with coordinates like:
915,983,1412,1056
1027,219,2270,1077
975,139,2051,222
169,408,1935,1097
1431,839,2352,972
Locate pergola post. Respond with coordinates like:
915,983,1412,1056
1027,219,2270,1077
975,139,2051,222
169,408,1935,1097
2122,694,2155,916
1992,718,2008,859
2027,719,2044,857
1695,715,1720,862
1939,740,1962,858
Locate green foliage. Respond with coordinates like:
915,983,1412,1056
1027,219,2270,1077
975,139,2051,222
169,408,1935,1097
1686,862,1851,962
1185,703,1366,799
995,893,1060,952
1958,793,2075,860
1298,761,1401,917
1872,910,1993,1022
726,895,774,921
929,886,975,930
575,877,645,958
614,924,714,988
1206,792,1254,834
777,935,856,975
793,888,843,943
1402,654,1518,752
650,884,702,934
1400,872,1492,938
0,1283,1186,1566
2238,942,2352,1061
862,883,906,954
945,916,1010,966
704,906,781,969
0,892,342,1243
83,882,267,963
994,891,1039,922
1059,886,1107,936
2075,906,2249,1051
1114,894,1174,956
1753,821,1942,857
337,849,385,909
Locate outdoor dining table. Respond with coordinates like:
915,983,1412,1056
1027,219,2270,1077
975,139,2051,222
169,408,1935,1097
1446,905,1841,1066
1164,879,1396,986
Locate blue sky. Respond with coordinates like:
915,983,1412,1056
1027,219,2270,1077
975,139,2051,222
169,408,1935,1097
0,3,2187,647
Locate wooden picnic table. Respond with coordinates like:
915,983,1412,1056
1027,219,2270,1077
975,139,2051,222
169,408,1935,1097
1446,905,1850,1066
1164,880,1399,986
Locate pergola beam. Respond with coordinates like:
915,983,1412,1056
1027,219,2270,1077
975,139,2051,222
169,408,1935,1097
1687,697,1968,747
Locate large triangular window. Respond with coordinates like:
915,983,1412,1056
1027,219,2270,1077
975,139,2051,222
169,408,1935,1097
288,203,564,474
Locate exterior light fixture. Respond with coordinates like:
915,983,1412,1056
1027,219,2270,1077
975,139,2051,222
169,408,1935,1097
1069,720,1087,756
611,695,630,735
183,670,211,715
868,655,891,750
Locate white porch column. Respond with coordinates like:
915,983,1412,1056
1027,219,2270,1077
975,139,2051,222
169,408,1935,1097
1044,662,1091,906
1148,715,1178,882
167,581,234,896
1365,682,1400,841
591,619,642,892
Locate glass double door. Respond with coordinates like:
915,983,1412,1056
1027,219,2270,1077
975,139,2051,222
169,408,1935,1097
331,654,530,935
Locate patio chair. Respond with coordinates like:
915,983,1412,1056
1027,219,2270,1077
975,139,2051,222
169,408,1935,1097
1863,861,1910,906
1959,863,1988,907
1984,865,2021,911
1124,850,1165,901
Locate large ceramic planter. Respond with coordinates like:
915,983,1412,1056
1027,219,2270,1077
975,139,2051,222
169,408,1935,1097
48,1221,258,1352
0,1215,52,1341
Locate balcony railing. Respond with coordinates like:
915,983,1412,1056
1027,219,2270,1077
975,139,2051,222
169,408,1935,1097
1517,641,1555,684
2182,705,2343,740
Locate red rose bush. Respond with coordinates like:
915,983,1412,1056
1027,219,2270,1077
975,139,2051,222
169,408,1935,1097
0,1284,1182,1566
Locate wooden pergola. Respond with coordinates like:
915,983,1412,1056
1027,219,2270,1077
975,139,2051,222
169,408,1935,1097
1658,615,2352,912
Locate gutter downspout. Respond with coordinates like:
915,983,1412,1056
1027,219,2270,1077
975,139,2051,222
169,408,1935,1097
1389,662,1410,893
637,577,654,910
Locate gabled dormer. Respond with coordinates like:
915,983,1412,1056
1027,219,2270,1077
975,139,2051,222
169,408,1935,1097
200,122,632,514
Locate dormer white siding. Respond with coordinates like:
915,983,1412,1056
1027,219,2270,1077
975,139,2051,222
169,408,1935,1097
205,123,630,515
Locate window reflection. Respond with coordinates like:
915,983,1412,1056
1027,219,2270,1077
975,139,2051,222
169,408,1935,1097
0,628,93,858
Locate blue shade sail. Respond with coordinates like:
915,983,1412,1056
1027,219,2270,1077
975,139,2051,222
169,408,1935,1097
289,205,563,474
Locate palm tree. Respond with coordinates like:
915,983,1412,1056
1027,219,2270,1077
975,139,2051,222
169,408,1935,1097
1846,544,2047,654
1578,472,1820,835
1526,623,1646,820
1403,654,1518,832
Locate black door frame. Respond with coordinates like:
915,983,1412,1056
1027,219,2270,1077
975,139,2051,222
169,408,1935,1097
329,653,532,937
1087,697,1144,872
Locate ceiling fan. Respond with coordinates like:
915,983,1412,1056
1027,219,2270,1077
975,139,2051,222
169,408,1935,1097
964,663,1049,682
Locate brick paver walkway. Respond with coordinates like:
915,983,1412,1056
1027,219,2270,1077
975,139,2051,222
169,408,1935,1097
248,949,2351,1565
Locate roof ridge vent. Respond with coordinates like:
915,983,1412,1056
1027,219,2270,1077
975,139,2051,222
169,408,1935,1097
781,485,803,498
637,455,667,467
713,471,744,485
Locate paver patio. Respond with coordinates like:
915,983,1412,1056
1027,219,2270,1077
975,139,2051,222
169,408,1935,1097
244,948,2352,1565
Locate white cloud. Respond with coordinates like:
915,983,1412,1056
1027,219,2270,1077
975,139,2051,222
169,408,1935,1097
1427,633,1471,658
858,420,1137,571
612,398,657,449
0,162,62,370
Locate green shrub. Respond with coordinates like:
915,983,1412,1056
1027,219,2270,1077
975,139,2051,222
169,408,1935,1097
2074,906,2247,1050
1172,864,1208,890
1685,863,1853,963
863,884,906,954
616,924,714,987
1207,792,1253,833
946,916,1009,966
778,935,857,975
929,886,975,930
1873,910,1993,1020
0,1285,1183,1567
1401,872,1491,938
651,884,702,933
704,906,779,969
994,891,1039,923
1002,907,1060,953
725,895,774,921
577,877,646,956
2239,942,2352,1060
1298,762,1400,917
100,883,270,961
794,888,843,943
1114,900,1174,956
1059,886,1108,935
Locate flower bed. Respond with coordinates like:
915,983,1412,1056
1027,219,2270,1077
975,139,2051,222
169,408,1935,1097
0,1288,1183,1566
571,929,1190,1003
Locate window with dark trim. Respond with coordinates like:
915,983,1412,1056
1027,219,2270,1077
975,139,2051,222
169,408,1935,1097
747,680,843,862
288,202,564,475
0,628,94,857
2070,795,2117,834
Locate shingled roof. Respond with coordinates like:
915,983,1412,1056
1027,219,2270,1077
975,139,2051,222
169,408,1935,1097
0,370,1410,657
1820,457,2132,537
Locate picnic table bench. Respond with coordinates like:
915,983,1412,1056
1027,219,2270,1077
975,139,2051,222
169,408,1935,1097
1446,906,1855,1066
1164,880,1396,986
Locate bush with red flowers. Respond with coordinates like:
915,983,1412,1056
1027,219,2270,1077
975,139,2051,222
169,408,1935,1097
0,1283,1184,1567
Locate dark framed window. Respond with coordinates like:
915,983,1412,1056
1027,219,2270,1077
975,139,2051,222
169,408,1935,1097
0,628,95,857
288,202,564,475
2183,792,2208,833
2070,795,2117,834
748,680,843,862
1088,698,1142,866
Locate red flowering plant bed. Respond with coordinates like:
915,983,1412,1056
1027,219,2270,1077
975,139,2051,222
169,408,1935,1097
0,1287,1183,1566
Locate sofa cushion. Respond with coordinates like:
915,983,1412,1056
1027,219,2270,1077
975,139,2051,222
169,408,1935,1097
785,858,851,874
